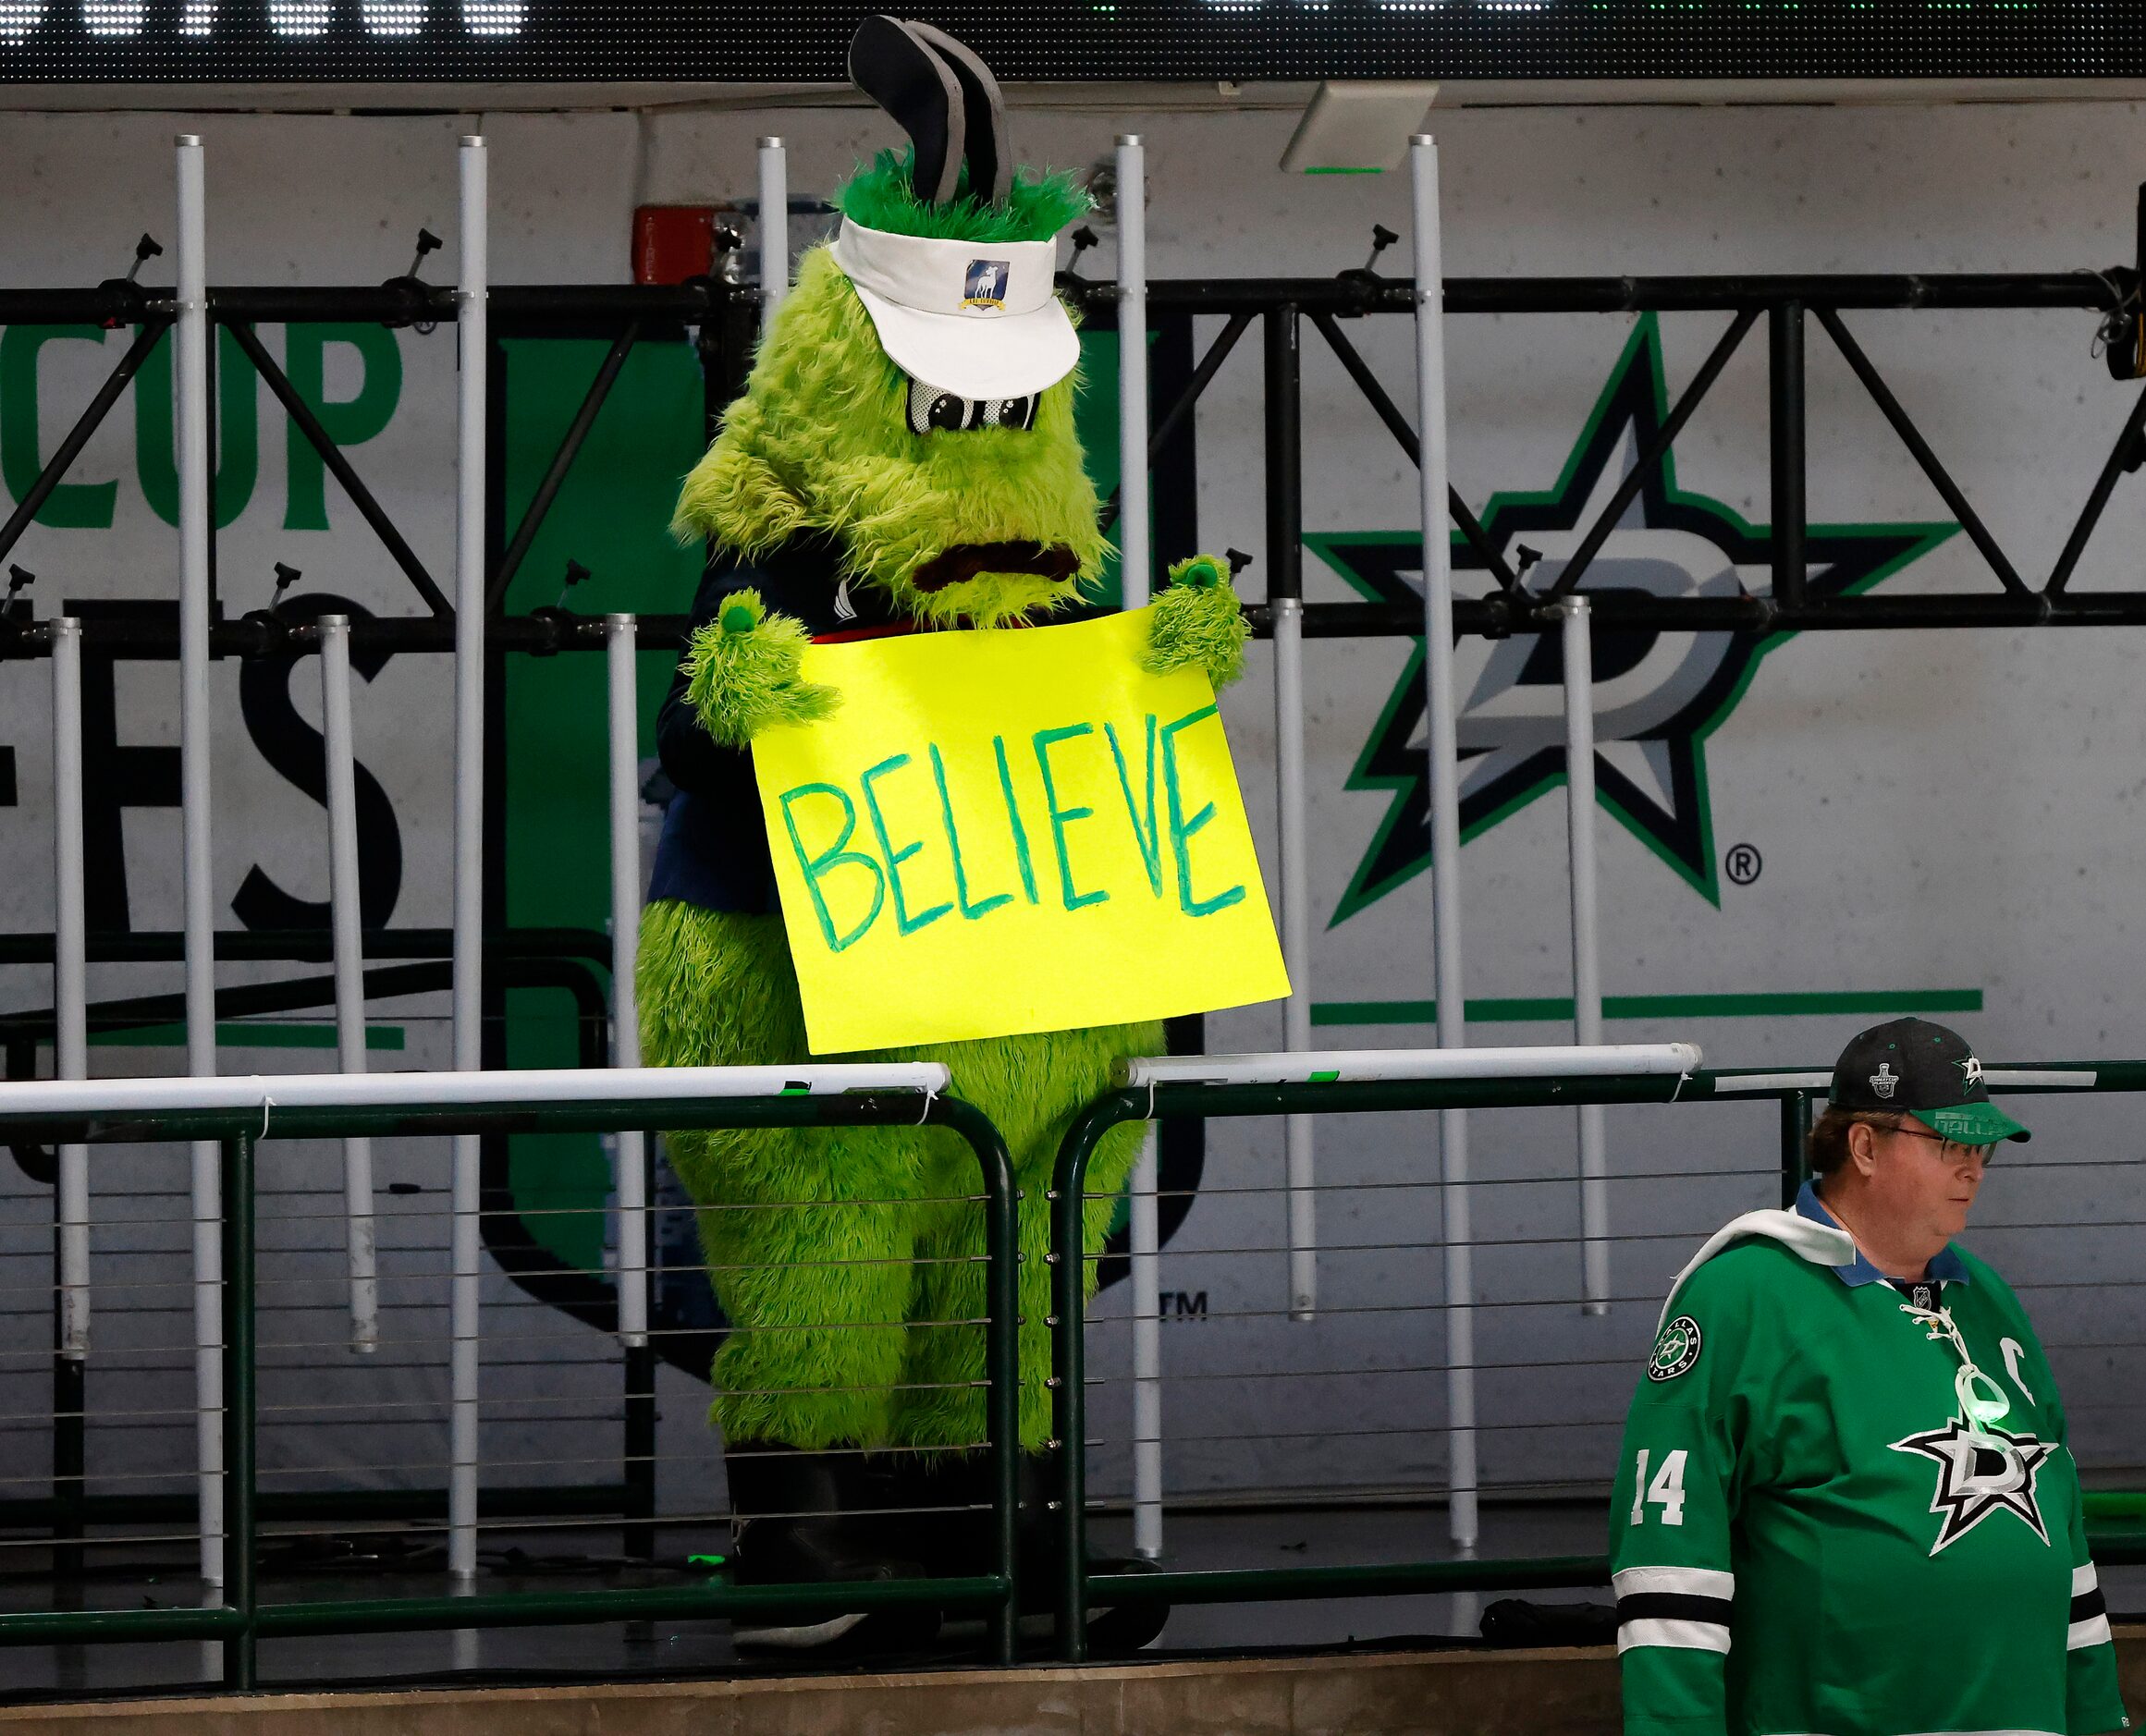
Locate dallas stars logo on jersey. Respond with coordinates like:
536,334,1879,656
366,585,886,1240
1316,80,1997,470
1889,1414,2054,1554
1648,1314,1702,1382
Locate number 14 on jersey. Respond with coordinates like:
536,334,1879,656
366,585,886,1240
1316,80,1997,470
1630,1448,1688,1527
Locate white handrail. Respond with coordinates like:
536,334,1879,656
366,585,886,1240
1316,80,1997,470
1118,1044,1702,1091
1709,1068,2091,1096
0,1063,950,1124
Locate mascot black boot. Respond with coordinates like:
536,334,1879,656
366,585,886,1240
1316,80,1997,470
722,1443,937,1652
879,1449,1170,1653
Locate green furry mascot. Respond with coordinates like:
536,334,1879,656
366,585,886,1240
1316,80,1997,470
638,16,1246,1649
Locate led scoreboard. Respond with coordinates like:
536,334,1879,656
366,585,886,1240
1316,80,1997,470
0,2,2126,83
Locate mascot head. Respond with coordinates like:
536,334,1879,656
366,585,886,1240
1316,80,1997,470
674,15,1106,630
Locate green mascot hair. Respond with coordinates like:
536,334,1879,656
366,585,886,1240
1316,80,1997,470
673,151,1106,634
836,147,1088,243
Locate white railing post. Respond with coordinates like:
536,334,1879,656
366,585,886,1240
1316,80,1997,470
176,130,226,1595
1273,599,1316,1317
1558,598,1612,1314
449,131,488,1586
607,616,648,1350
1411,132,1478,1564
758,136,788,334
319,616,379,1352
1116,130,1164,1564
52,617,89,1359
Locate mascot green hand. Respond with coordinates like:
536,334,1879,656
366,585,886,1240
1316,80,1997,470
636,15,1242,1649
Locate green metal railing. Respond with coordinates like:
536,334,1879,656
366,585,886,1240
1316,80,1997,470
0,1082,1022,1684
6,1055,2142,1685
1047,1058,2146,1662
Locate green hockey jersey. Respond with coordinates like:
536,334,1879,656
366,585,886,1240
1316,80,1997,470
1612,1191,2127,1736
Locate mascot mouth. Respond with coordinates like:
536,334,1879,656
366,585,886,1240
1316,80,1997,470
910,542,1082,593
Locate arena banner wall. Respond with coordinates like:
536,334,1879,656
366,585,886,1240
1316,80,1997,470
0,102,2136,1513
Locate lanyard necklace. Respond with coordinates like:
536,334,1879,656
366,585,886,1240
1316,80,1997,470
1825,1194,2012,1445
1896,1293,2013,1446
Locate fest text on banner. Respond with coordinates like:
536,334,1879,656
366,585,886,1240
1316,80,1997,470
753,607,1291,1055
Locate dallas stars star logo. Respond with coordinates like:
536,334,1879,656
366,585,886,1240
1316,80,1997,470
1889,1413,2054,1555
1308,315,1957,925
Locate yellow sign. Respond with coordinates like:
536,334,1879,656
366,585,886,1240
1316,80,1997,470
753,607,1291,1055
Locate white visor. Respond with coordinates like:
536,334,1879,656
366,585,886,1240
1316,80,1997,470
830,217,1079,402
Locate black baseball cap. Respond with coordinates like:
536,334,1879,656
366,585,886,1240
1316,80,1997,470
1828,1018,2029,1144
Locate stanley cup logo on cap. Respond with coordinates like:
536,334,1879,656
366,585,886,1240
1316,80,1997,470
1826,1018,2030,1143
963,258,1011,310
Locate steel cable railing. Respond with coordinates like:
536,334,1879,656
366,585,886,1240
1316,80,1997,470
1048,1053,2146,1662
0,1050,2139,1681
0,1068,1021,1685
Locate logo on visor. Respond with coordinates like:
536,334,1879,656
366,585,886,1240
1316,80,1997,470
963,258,1011,310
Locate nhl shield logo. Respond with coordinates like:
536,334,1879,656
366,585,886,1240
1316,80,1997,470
963,258,1011,310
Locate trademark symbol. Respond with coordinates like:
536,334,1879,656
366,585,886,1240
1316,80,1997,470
1160,1290,1208,1321
1724,843,1762,886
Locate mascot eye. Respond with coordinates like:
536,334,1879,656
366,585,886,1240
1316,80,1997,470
905,375,982,435
982,395,1037,431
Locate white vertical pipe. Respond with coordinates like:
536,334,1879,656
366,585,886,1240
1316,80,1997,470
606,617,648,1350
449,133,488,1585
175,132,226,1594
1127,1170,1162,1563
1117,133,1148,607
1273,595,1316,1322
1116,131,1163,1563
320,617,378,1353
1560,599,1611,1315
53,618,89,1359
1411,134,1477,1559
757,137,788,335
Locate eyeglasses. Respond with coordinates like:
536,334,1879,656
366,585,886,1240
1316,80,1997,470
1885,1125,1990,1164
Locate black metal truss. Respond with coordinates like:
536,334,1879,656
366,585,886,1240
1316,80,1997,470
1067,266,2146,639
0,264,2138,656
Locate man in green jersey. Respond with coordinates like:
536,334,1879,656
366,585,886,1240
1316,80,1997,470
1612,1018,2128,1736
